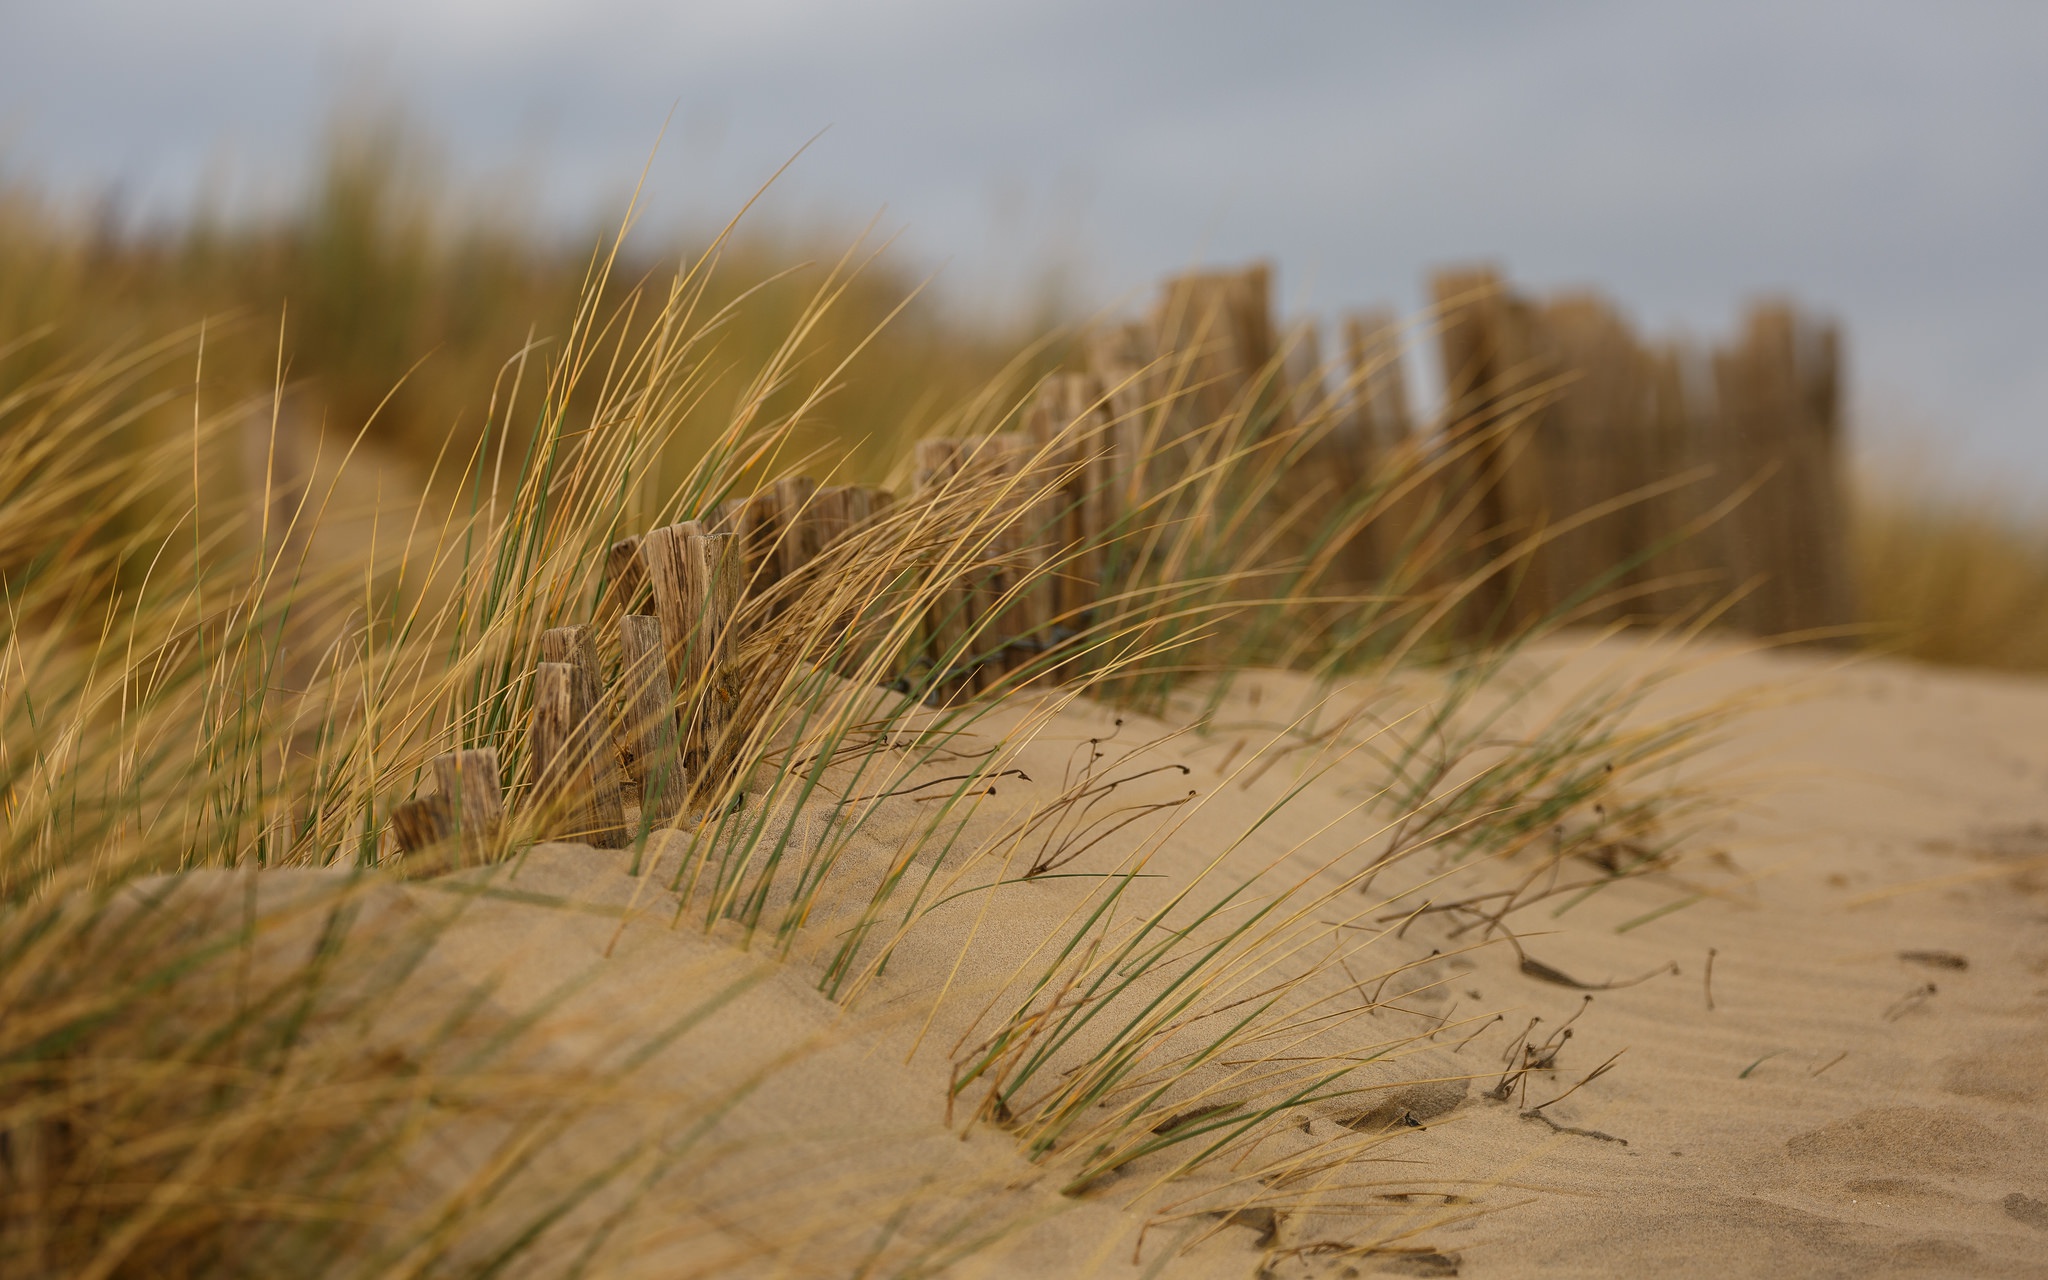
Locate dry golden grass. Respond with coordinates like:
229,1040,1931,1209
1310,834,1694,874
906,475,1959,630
9,119,2044,680
6,125,2000,1275
0,112,1041,512
1853,473,2048,672
0,215,1733,1273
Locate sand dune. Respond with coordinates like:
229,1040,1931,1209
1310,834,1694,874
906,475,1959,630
151,637,2048,1276
1311,640,2048,1278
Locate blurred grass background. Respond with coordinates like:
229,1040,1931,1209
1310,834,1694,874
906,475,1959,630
4,112,2043,673
0,113,1047,499
3,105,2043,1276
1853,470,2048,671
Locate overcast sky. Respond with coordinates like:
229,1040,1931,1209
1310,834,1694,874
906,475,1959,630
5,1,2045,486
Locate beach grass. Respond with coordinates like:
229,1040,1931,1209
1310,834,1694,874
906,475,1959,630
0,135,1809,1275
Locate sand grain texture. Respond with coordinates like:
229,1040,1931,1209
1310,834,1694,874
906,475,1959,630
179,638,2048,1277
1347,640,2048,1280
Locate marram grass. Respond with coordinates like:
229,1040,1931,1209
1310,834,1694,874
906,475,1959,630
2,189,1746,1276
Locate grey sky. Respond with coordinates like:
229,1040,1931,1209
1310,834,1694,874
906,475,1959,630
4,1,2044,485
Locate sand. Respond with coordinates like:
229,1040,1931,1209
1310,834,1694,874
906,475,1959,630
159,636,2048,1276
1301,640,2048,1279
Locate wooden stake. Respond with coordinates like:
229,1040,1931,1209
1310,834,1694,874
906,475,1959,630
1335,308,1413,590
391,794,455,857
619,614,686,825
979,432,1033,674
913,439,975,694
1342,309,1413,450
1541,293,1647,624
834,485,897,681
1151,263,1277,430
1645,339,1707,621
541,624,606,715
529,653,627,848
1070,372,1111,611
639,522,697,692
601,535,646,622
645,522,746,771
431,748,504,862
540,624,628,843
773,475,821,582
530,661,592,842
1026,375,1107,643
811,484,855,552
1277,317,1323,432
1714,308,1793,635
853,485,893,524
1429,266,1558,634
734,490,782,594
684,527,746,768
913,438,962,491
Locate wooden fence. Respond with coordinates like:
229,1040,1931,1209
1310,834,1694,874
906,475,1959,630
1424,266,1851,637
389,261,1853,858
1102,261,1851,638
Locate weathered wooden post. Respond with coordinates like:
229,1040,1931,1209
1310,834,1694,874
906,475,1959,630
433,748,505,861
976,432,1039,676
391,749,505,862
1711,302,1850,638
539,624,627,845
1025,374,1108,629
530,659,628,847
809,484,855,553
772,476,822,583
1151,263,1277,433
641,522,747,772
640,522,698,691
390,794,456,858
1332,309,1417,593
727,491,782,597
1430,266,1559,633
600,535,647,623
540,624,606,717
913,438,976,695
618,614,686,825
1539,294,1657,622
545,628,629,847
1343,310,1413,453
829,484,899,681
1642,338,1711,621
849,485,891,529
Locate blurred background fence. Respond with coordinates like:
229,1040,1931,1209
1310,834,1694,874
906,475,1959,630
1074,261,1853,640
400,256,1860,853
9,127,2038,672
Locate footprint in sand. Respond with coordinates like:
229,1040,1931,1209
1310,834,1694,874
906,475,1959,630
1784,1105,2012,1177
2006,1192,2048,1232
1942,1028,2048,1105
1779,1104,2048,1273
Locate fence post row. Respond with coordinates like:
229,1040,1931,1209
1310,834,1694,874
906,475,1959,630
1416,269,1849,635
389,261,1849,858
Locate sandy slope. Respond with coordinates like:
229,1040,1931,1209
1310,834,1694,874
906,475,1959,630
163,637,2048,1277
1306,639,2048,1279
